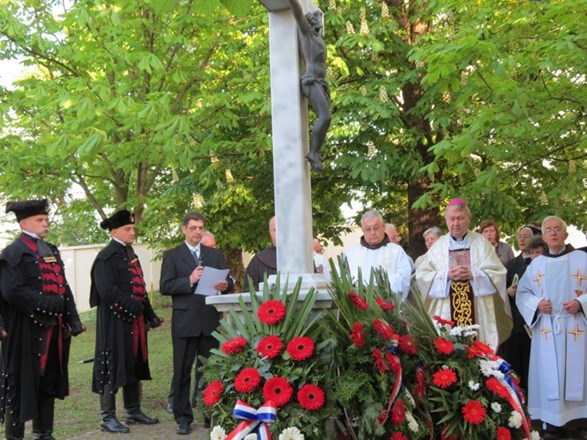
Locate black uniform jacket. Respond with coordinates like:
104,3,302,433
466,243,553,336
0,236,82,423
90,240,158,394
160,243,233,338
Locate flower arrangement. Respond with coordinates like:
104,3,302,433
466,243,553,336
201,276,336,439
323,261,432,440
403,294,540,440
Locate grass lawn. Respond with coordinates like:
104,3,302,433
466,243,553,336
1,295,182,438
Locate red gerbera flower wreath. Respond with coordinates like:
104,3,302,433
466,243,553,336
348,291,369,310
497,426,512,440
375,296,395,311
257,299,287,325
286,336,315,361
203,380,223,406
221,336,247,355
432,367,457,389
462,399,486,425
257,335,283,359
263,376,293,407
297,384,325,411
234,367,262,393
350,322,364,347
373,318,394,340
434,337,454,355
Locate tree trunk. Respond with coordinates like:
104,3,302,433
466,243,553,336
224,246,244,293
407,177,440,259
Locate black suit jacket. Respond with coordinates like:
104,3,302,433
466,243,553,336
160,243,233,337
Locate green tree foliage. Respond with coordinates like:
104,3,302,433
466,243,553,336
323,0,586,252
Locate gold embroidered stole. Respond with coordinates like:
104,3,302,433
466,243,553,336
450,281,475,326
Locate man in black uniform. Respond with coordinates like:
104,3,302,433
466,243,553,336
0,199,85,440
160,212,233,435
90,210,161,434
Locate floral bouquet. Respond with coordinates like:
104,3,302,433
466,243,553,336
403,292,539,440
323,260,432,440
201,276,337,439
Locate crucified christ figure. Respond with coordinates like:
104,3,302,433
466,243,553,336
288,0,331,173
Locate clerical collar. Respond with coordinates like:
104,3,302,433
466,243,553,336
360,235,390,250
450,233,467,242
112,237,127,246
22,230,41,240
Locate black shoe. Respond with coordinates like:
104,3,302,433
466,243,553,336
100,417,130,433
32,434,56,440
176,423,192,435
124,410,159,425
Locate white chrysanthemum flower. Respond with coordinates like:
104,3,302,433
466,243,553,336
491,402,502,413
449,326,464,336
210,426,227,440
508,411,522,429
406,411,419,432
491,370,505,380
244,435,257,440
279,427,305,440
463,330,478,337
479,360,494,377
464,324,481,331
530,431,541,440
404,391,415,407
468,380,480,391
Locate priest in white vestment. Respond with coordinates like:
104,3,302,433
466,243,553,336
416,199,512,351
516,216,587,440
344,210,412,300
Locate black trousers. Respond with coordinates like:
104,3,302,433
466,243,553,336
172,335,217,425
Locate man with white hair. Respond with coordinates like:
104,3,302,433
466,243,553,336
344,210,411,299
416,198,512,350
516,216,587,440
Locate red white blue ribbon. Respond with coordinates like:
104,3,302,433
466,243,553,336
226,399,277,440
491,356,531,439
381,345,403,424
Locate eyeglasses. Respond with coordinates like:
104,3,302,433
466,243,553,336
186,226,204,232
362,226,381,233
544,226,563,234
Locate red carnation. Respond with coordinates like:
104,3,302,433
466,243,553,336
376,297,395,311
203,380,223,406
432,367,457,389
462,399,486,425
433,315,455,327
398,334,417,356
297,384,325,411
348,291,369,310
257,335,283,359
373,319,394,340
286,336,315,361
391,399,405,425
434,337,454,355
466,340,494,359
391,432,408,440
257,300,287,325
350,322,365,347
372,348,386,374
234,367,262,393
486,377,509,399
263,376,293,407
221,336,247,355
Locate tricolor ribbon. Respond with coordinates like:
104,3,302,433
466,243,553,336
491,356,531,439
380,344,403,424
226,399,277,440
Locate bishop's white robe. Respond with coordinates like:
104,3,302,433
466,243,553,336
516,250,587,426
344,242,412,300
415,231,512,350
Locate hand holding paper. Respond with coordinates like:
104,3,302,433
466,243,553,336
195,266,230,296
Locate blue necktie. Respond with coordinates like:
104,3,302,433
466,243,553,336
192,249,200,264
